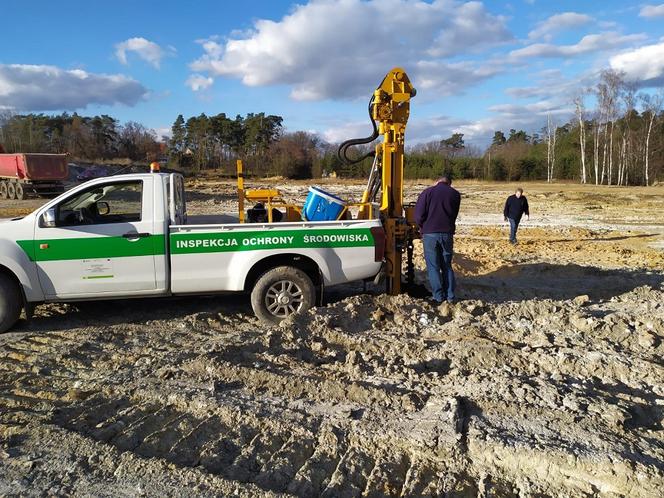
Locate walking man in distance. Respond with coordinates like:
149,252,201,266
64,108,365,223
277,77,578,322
504,187,529,245
415,175,461,304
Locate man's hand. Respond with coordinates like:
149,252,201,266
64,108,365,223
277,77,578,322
525,215,530,221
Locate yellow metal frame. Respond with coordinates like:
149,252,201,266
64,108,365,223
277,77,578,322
338,202,374,221
236,151,385,227
237,159,304,223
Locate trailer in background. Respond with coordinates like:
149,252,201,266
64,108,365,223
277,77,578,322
0,153,68,199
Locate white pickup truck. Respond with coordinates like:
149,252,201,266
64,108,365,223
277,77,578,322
0,172,384,332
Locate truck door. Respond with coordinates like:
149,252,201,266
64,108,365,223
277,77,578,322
32,178,160,298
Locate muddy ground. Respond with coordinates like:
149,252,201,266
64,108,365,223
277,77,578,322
1,180,663,496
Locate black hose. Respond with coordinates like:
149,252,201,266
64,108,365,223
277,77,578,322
337,97,378,165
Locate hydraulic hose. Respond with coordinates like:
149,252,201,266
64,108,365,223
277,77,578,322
337,97,378,165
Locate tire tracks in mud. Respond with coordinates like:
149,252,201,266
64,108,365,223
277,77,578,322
0,325,490,496
50,393,446,496
0,339,546,496
1,288,664,496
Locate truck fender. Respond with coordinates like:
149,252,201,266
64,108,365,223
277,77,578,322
0,240,44,302
233,250,331,292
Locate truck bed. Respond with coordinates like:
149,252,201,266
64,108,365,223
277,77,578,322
186,214,239,225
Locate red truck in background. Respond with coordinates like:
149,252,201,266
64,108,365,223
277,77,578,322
0,153,68,199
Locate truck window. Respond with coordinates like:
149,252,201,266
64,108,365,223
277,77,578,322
55,180,143,226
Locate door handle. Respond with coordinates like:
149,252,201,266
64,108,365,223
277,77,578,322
122,232,150,239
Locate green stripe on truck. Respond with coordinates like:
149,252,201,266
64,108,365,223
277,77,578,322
16,228,375,262
169,228,375,254
17,235,165,262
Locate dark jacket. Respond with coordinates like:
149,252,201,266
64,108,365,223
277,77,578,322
415,182,461,234
504,194,529,221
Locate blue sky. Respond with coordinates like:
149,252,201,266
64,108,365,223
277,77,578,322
1,0,663,146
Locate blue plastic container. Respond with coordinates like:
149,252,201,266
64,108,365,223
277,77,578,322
302,186,346,221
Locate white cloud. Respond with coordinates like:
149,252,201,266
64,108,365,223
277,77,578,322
610,42,664,87
322,120,377,144
456,99,573,144
510,32,646,60
412,60,502,98
154,127,172,140
639,4,664,18
505,68,597,99
0,64,148,111
115,37,173,69
598,20,618,29
322,114,469,144
185,74,214,91
528,12,593,41
407,115,471,143
195,37,224,58
190,0,512,101
488,100,571,116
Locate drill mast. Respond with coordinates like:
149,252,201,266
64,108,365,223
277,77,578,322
338,67,417,295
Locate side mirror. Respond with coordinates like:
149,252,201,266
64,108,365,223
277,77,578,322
96,201,110,216
41,208,57,228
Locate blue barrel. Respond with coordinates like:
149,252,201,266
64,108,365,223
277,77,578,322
302,186,346,221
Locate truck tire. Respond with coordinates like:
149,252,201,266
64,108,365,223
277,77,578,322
251,266,315,324
0,273,22,333
14,183,24,200
0,181,7,199
6,181,16,200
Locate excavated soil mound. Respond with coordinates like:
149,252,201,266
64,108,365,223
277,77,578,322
1,281,663,496
1,181,663,496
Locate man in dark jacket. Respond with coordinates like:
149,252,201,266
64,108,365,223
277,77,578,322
415,175,461,304
503,187,529,244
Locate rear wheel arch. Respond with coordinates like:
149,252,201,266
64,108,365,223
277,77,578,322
243,254,322,292
250,266,316,324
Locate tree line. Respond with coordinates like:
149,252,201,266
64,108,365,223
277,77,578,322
166,112,348,179
0,112,163,162
571,70,663,186
1,70,662,185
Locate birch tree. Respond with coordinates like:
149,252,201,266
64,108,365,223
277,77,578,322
546,113,557,182
640,92,663,186
593,82,607,184
601,70,623,185
574,94,588,184
618,83,637,186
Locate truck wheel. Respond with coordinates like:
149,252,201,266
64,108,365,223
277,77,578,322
0,181,7,199
6,182,16,200
14,183,24,200
251,266,315,324
0,273,22,333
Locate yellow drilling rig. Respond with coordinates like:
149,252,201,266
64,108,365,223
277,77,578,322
237,67,419,296
338,67,419,295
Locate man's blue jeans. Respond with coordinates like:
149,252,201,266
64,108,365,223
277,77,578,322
508,217,519,243
422,232,455,302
